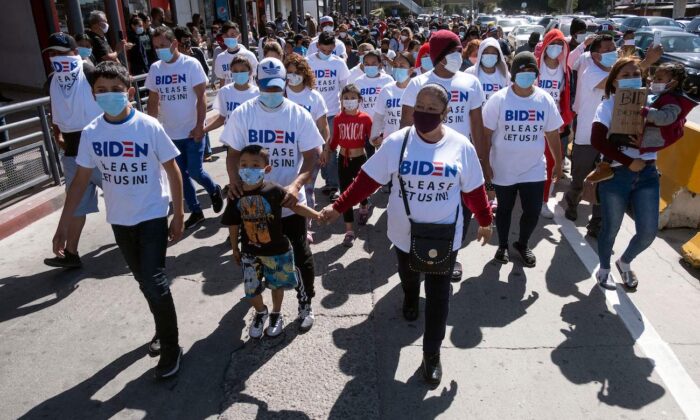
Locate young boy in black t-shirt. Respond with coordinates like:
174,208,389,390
222,145,320,338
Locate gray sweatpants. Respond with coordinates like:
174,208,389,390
564,143,601,219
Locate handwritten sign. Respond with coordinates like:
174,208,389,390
610,88,647,135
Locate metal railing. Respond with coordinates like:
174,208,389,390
0,58,215,203
0,97,62,202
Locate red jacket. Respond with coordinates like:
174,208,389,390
536,29,573,128
640,92,697,153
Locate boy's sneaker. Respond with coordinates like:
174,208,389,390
266,313,284,337
342,231,356,247
249,307,269,339
586,162,614,183
513,241,536,267
298,304,315,332
44,251,82,269
540,203,554,219
184,211,205,229
494,246,509,264
357,207,370,226
597,270,616,291
147,335,160,357
211,185,224,213
155,346,182,379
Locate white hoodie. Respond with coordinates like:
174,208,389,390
465,37,511,102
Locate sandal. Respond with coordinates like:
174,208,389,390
342,231,355,247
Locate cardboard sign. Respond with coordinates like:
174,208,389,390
610,88,647,135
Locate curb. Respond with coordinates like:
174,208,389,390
0,186,65,241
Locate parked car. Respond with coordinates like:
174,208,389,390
545,17,598,38
476,15,498,30
620,16,684,33
507,24,545,50
685,16,700,34
537,15,554,27
636,30,700,100
496,18,527,35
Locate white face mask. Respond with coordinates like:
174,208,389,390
343,99,359,111
323,25,334,33
444,51,462,74
576,33,586,44
649,82,668,94
99,22,109,33
339,32,347,38
400,35,408,41
624,39,635,46
546,44,563,60
287,73,303,86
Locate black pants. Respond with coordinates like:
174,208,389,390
112,217,179,349
396,247,455,354
282,214,315,305
494,181,544,248
338,154,368,223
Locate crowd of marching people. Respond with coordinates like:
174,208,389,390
43,9,696,385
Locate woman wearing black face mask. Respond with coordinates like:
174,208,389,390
320,84,493,385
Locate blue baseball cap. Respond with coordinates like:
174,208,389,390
257,57,286,89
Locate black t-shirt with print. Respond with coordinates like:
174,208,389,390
87,30,113,63
221,182,291,256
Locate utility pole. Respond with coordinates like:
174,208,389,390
673,0,687,19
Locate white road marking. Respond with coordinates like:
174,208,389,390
552,199,700,420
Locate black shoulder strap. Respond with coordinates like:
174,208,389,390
397,128,411,219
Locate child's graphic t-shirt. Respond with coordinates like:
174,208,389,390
221,181,291,256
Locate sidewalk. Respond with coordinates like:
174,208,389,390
1,125,699,419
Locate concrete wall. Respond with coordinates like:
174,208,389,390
0,1,47,91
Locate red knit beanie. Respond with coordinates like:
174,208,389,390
429,30,461,66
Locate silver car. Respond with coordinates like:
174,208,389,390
507,24,545,50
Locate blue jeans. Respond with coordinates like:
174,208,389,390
320,115,339,188
173,138,218,213
204,133,212,156
597,165,659,270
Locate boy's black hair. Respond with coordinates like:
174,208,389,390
240,145,270,164
590,34,614,53
318,31,335,46
90,61,131,88
153,26,175,41
173,26,192,41
222,20,239,34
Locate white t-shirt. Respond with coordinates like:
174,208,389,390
213,46,259,85
482,87,564,186
593,96,657,165
478,70,510,102
285,87,328,121
145,54,208,140
49,56,102,133
75,110,180,226
353,73,394,114
220,98,325,217
371,82,405,139
307,38,347,58
213,84,259,121
362,126,484,252
574,64,608,145
347,65,364,84
400,70,485,139
307,53,351,117
538,62,565,108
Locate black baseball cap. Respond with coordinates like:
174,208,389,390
43,32,78,53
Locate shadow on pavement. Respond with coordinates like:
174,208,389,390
20,299,251,420
0,244,129,323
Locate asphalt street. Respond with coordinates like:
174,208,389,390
1,124,699,420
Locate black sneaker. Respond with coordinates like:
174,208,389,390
513,241,536,267
147,335,160,357
44,251,82,269
564,206,578,221
422,352,442,385
586,220,600,238
211,185,224,213
494,247,509,264
321,186,337,195
155,346,182,379
402,295,419,321
184,211,205,229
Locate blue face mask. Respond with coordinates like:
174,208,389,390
481,53,498,68
364,65,379,77
393,67,410,83
135,26,144,35
156,47,173,62
259,91,284,108
599,51,618,68
318,51,332,61
232,72,249,85
77,47,92,58
514,71,537,89
96,92,129,117
239,167,265,185
420,56,433,70
617,77,642,89
223,37,238,49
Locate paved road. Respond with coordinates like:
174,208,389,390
1,125,699,419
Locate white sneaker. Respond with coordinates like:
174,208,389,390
298,304,315,332
249,307,268,339
540,203,554,219
266,313,284,337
